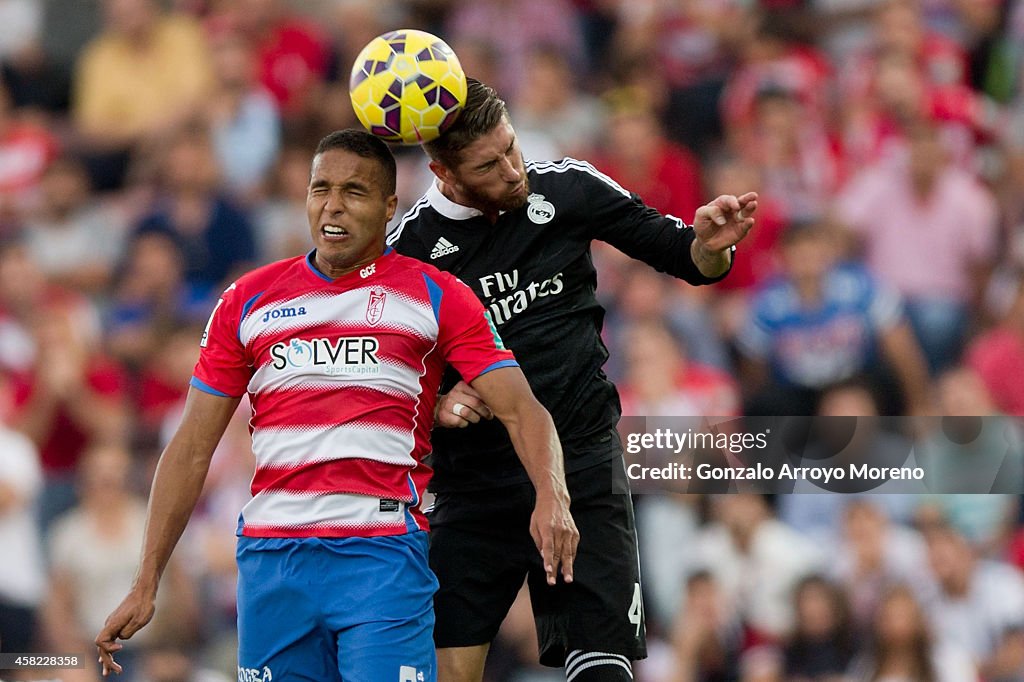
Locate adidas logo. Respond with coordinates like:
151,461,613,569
430,237,460,260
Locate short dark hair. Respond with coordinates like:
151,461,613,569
423,78,508,169
314,129,397,195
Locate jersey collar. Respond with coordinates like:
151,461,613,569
304,247,395,285
426,180,484,221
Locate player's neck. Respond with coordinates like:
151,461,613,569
313,250,382,279
438,180,500,224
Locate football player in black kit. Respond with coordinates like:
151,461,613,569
387,78,757,682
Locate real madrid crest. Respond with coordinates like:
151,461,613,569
527,194,555,224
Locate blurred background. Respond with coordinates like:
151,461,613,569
1,0,1024,680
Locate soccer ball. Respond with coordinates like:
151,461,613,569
349,29,468,145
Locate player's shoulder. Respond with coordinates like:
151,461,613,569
388,251,464,290
526,156,631,198
225,255,307,298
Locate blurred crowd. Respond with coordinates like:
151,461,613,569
1,0,1024,680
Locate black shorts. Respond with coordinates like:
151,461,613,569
427,456,647,667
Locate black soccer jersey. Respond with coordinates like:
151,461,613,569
388,158,729,491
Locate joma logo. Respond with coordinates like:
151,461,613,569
261,306,307,323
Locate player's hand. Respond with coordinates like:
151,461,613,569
95,587,156,676
692,192,758,253
435,381,494,428
530,488,579,586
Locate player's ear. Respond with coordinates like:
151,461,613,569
385,193,398,222
428,160,452,185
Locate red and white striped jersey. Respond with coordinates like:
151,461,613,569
191,248,516,538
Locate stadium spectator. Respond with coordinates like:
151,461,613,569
106,231,209,371
967,271,1024,416
922,525,1024,674
72,0,213,190
253,143,322,263
132,125,257,299
612,0,743,155
665,570,745,682
635,494,702,632
783,575,858,681
133,326,203,446
735,85,843,225
509,45,603,160
693,494,825,641
322,0,391,84
45,444,198,681
719,9,834,140
0,1,42,68
446,0,584,101
7,285,127,533
840,1,970,104
0,81,60,211
737,220,930,416
830,500,933,630
702,153,788,347
0,370,44,655
607,262,732,375
776,381,922,543
914,367,1022,550
208,0,330,122
23,155,127,295
594,87,704,224
835,118,999,373
849,583,977,682
0,238,55,374
0,0,70,113
204,28,281,199
618,318,739,417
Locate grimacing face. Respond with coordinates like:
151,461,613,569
307,148,397,278
444,119,530,215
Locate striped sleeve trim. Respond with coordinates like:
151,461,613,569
527,157,631,198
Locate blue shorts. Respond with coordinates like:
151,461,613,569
236,532,438,682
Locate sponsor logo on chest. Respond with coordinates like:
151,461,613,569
269,337,380,376
478,268,564,325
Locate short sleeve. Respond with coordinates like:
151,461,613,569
431,272,518,383
191,282,252,397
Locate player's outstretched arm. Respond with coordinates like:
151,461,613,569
95,388,240,676
691,192,759,277
469,367,579,586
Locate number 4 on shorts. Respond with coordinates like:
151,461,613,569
628,582,643,637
